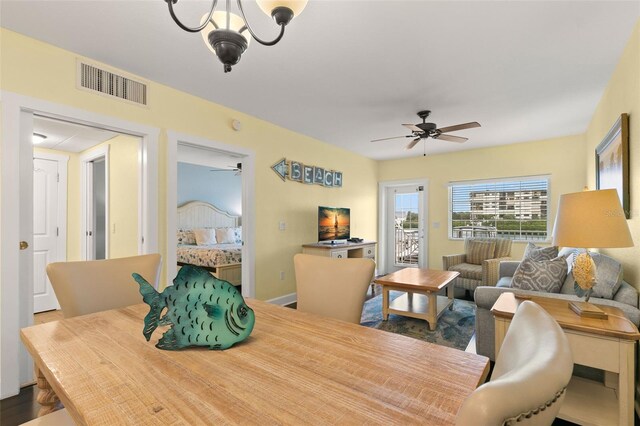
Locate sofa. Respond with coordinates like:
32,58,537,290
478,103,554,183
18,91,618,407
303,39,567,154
442,238,513,295
474,251,640,361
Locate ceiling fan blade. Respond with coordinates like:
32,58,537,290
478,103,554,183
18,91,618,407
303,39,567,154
406,137,421,150
435,134,468,143
436,122,481,133
402,124,423,133
371,135,412,142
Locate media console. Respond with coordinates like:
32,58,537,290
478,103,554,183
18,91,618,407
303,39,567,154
301,241,376,260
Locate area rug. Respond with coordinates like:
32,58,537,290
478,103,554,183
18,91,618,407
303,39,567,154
360,291,475,351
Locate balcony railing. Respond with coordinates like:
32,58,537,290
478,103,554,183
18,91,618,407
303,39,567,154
395,228,419,265
451,226,546,241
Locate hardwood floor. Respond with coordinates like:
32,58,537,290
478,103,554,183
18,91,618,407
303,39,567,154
0,381,39,425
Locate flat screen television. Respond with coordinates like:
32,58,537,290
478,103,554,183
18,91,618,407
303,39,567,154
318,206,350,243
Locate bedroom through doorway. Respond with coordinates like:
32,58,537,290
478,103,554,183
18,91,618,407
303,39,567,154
176,143,244,288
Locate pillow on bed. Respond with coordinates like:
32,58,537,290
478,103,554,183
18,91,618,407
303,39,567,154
194,228,217,245
233,226,242,244
215,227,236,244
177,230,196,245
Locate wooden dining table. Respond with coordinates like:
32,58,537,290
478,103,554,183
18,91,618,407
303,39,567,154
21,299,489,425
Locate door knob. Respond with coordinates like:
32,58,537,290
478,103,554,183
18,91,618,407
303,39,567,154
20,241,29,250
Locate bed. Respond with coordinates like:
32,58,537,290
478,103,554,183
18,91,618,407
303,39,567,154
176,201,242,286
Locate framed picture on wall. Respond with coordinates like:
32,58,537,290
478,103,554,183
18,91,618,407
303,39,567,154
595,113,630,218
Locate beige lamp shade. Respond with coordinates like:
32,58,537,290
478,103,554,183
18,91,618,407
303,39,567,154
256,0,308,19
552,189,633,248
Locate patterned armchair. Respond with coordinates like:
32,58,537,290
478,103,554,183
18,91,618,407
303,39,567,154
442,238,512,293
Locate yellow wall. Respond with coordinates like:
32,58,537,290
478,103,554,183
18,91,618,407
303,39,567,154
34,134,140,260
7,19,638,298
378,134,586,268
106,135,139,258
2,29,378,300
585,20,640,287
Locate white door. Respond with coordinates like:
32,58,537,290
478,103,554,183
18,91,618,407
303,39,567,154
385,185,427,272
33,158,61,312
85,160,96,259
81,148,109,261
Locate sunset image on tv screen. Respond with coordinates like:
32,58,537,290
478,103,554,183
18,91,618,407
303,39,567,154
318,207,350,241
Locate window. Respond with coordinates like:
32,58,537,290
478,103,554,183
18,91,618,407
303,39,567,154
449,176,549,241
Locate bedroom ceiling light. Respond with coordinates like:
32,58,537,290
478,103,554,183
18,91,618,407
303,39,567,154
165,0,307,73
32,133,47,145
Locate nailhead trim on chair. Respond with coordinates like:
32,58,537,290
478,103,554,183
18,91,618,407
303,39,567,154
502,387,566,425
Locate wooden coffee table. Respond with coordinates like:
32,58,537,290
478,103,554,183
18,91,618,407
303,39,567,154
374,268,459,331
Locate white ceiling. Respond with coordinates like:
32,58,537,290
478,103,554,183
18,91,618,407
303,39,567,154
33,115,119,152
3,1,639,160
177,143,243,170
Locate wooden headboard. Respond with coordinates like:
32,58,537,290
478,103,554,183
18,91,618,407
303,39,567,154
177,201,239,229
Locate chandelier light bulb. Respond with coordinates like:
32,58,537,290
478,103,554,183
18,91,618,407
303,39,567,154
200,12,251,55
256,0,308,24
166,0,307,72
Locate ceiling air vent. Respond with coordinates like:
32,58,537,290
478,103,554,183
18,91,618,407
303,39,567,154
78,61,148,106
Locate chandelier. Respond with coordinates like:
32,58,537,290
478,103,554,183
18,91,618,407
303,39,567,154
166,0,307,73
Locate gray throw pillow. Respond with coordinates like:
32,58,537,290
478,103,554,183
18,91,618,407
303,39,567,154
589,253,624,299
523,243,559,262
512,256,568,293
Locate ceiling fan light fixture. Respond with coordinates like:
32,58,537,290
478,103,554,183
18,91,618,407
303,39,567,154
370,109,481,149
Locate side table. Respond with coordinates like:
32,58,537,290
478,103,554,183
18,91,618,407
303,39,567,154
492,292,640,426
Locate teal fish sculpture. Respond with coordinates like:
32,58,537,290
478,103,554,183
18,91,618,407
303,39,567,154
133,265,255,350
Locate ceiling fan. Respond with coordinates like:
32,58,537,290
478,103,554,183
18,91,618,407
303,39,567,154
371,110,481,150
210,162,242,175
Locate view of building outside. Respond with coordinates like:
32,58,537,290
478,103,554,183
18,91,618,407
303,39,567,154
450,179,548,240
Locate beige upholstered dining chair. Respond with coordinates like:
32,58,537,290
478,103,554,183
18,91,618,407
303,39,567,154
19,407,75,425
46,254,162,318
293,253,375,324
456,301,573,426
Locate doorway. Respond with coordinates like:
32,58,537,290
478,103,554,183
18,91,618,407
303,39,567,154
166,131,256,298
1,91,159,398
32,152,68,313
378,179,429,274
81,147,109,260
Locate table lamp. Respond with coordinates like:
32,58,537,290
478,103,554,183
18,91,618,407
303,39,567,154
552,189,634,317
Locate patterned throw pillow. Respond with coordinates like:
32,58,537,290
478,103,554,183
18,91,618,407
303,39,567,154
523,243,558,262
177,229,196,245
465,240,497,265
512,257,568,293
232,226,242,244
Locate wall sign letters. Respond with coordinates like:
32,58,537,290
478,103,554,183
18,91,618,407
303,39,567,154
271,158,343,188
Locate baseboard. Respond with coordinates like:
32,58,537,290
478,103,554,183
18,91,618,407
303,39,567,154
265,292,297,306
